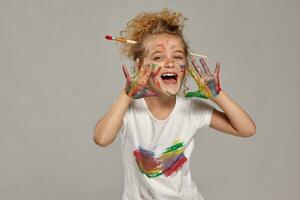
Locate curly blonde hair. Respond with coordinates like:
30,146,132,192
119,8,189,61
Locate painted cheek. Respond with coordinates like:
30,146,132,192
179,65,186,82
180,64,186,72
151,63,159,71
180,71,185,83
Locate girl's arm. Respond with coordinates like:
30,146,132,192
185,57,256,137
209,90,256,137
93,90,133,147
94,62,157,147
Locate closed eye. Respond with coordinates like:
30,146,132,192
174,56,183,59
152,55,165,61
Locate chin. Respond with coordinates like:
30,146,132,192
150,70,185,96
163,87,180,96
156,79,183,96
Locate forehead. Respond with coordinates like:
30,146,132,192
145,34,185,53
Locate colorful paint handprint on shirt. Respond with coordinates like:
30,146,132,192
133,140,187,178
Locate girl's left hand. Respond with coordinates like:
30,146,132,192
185,57,222,99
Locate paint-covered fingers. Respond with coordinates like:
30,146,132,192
214,62,220,76
188,65,208,94
213,62,222,94
122,64,130,80
150,64,161,76
203,62,222,98
191,57,204,78
122,64,136,97
137,64,152,86
122,64,132,88
122,63,157,99
144,64,152,79
132,59,143,79
199,58,212,75
213,62,221,87
138,63,147,76
136,64,158,98
186,59,223,99
187,65,202,85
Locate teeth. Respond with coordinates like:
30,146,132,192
162,73,177,77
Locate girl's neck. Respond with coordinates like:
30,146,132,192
144,93,176,109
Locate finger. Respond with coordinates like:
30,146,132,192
214,62,220,76
214,62,222,91
191,57,204,78
142,64,152,77
187,65,201,82
153,66,161,76
133,58,143,79
144,64,152,79
132,66,138,79
136,65,151,86
122,65,131,81
199,58,212,75
139,63,147,76
151,64,161,77
122,64,132,86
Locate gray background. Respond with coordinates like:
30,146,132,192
1,0,299,199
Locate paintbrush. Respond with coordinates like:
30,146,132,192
105,35,207,58
105,35,137,44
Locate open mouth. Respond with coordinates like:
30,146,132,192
160,72,178,84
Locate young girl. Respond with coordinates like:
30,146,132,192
94,9,256,200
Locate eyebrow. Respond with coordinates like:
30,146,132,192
149,48,185,57
150,50,163,56
173,50,185,54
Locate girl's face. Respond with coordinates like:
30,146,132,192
143,34,187,96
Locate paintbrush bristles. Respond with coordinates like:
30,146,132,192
188,51,207,58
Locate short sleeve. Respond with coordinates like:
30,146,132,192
189,99,215,130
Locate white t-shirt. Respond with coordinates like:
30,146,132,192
120,96,214,200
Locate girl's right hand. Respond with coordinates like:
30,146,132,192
122,61,159,99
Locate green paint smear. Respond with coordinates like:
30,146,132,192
185,90,208,99
150,63,159,70
144,172,162,178
163,142,184,154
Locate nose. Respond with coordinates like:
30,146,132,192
165,61,176,68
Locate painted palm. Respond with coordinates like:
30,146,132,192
185,57,222,99
122,63,160,99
